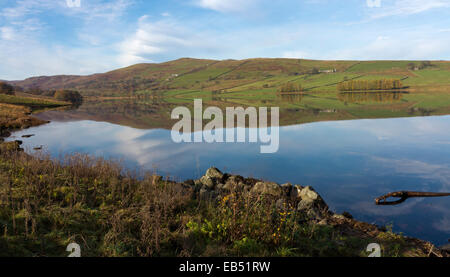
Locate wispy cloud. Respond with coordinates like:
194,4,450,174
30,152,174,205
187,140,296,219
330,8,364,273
118,16,222,66
1,0,132,20
368,0,450,18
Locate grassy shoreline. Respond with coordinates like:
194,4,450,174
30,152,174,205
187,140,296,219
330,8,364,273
0,152,447,257
0,95,69,141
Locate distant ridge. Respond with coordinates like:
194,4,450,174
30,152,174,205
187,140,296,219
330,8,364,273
6,58,450,96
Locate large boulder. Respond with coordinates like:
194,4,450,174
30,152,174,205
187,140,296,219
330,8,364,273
251,182,283,197
198,167,224,190
296,186,329,220
205,167,224,179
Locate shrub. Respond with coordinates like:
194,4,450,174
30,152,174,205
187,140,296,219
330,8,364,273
54,90,83,104
0,82,15,95
278,83,302,93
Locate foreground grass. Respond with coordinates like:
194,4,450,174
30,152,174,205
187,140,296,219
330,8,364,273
0,151,444,257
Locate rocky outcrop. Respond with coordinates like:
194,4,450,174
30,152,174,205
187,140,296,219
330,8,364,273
189,167,331,221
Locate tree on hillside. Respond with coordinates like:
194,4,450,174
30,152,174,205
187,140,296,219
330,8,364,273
278,82,302,93
337,79,403,91
0,82,15,95
311,67,320,74
54,90,83,104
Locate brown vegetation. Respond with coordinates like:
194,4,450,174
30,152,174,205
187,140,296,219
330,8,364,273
0,103,47,139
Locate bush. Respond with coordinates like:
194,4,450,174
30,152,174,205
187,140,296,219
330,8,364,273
278,83,302,93
54,90,83,104
0,82,15,95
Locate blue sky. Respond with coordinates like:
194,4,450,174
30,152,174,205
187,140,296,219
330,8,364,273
1,0,450,80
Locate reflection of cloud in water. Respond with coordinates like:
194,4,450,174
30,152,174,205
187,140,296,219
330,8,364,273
112,129,194,169
371,156,450,190
433,216,450,233
305,115,450,142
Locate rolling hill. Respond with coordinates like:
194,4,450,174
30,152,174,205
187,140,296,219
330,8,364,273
6,58,450,96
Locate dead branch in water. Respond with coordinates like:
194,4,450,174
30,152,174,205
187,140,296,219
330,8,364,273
375,191,450,206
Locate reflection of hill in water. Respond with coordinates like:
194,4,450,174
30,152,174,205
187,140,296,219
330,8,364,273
33,93,450,131
337,92,405,104
35,98,344,129
35,98,180,129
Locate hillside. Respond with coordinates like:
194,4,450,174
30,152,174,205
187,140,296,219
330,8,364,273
7,58,450,97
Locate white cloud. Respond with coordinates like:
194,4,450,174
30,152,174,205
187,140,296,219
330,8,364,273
1,0,58,18
0,0,132,80
329,30,450,60
0,27,15,40
1,0,132,21
118,17,222,66
196,0,258,13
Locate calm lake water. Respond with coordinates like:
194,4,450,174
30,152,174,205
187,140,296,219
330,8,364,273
7,105,450,245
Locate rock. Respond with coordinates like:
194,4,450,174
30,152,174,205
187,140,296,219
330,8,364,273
280,183,293,196
251,182,282,197
200,175,215,189
296,186,329,220
221,175,246,192
291,185,304,200
205,167,224,180
299,186,320,203
197,167,225,190
332,214,346,220
342,211,353,219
